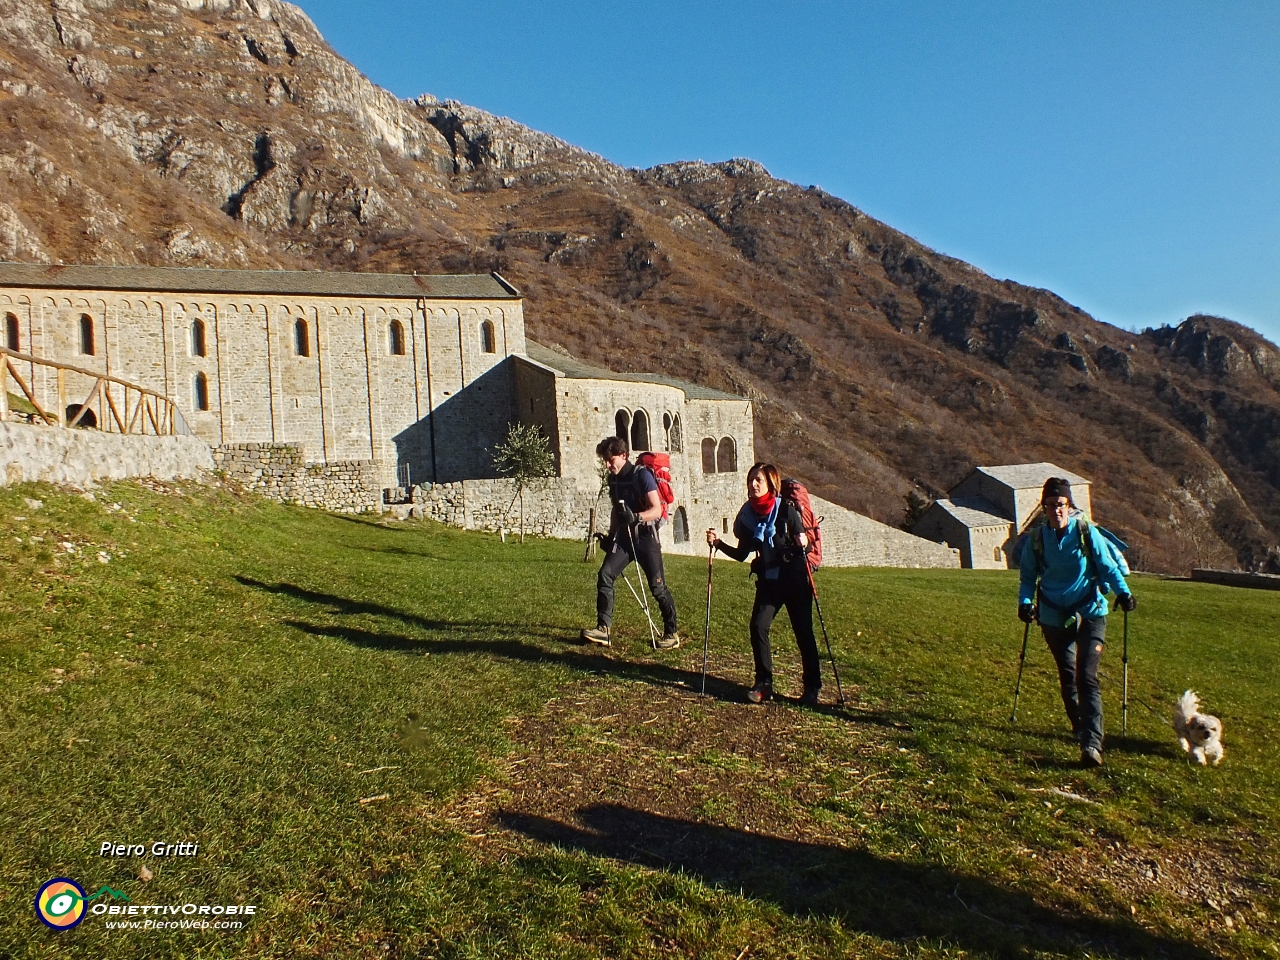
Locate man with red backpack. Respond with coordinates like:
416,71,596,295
581,436,680,650
705,462,822,706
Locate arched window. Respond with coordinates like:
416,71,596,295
79,314,95,356
716,437,737,473
4,313,18,351
294,318,310,357
480,319,496,354
670,413,682,453
66,404,96,429
630,409,650,452
190,318,207,357
194,372,210,412
673,506,689,544
388,319,405,356
701,438,716,475
615,409,631,443
662,413,672,451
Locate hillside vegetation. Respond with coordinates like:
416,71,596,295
0,0,1278,573
1,481,1276,959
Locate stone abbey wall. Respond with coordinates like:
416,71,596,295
0,284,522,489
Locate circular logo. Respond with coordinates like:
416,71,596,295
35,878,87,930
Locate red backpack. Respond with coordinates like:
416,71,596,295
637,452,675,520
781,477,822,571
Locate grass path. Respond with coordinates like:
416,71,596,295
1,480,1276,958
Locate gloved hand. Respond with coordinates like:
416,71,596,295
617,502,638,526
1018,602,1036,624
1117,593,1137,612
592,531,612,549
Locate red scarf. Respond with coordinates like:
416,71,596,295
749,491,777,517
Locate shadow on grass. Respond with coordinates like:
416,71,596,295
282,619,749,703
501,803,1215,960
244,578,954,724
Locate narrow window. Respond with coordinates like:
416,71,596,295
701,438,716,475
673,506,689,544
630,409,650,452
663,413,672,451
481,319,496,354
716,436,737,473
194,372,210,412
615,409,630,442
995,546,1003,562
190,318,207,357
79,314,95,356
4,312,18,351
388,319,405,356
294,318,310,357
670,414,683,453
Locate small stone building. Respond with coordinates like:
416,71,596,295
911,463,1092,569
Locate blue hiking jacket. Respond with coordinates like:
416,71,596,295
1018,518,1130,628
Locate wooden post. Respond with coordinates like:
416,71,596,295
57,368,66,426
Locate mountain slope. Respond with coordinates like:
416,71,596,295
2,0,1277,573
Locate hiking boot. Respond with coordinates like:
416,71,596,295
799,688,821,707
655,632,680,650
581,625,611,646
746,683,772,704
1080,746,1103,767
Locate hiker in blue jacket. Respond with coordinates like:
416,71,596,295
1019,477,1136,767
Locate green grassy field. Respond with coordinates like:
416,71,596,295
1,480,1276,959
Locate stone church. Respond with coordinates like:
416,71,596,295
0,262,957,565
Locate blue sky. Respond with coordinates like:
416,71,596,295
299,1,1280,345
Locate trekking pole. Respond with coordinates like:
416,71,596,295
804,562,845,705
1122,607,1130,736
1010,619,1031,725
620,519,659,649
702,542,714,695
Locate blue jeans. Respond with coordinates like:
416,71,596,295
1041,617,1107,752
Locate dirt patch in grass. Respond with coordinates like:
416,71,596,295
448,670,894,843
1038,835,1275,941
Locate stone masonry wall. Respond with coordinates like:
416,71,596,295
812,495,960,568
401,480,959,568
213,443,380,513
0,421,214,488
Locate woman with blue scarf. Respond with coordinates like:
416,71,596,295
706,463,821,705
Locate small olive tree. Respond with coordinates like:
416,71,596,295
492,422,556,543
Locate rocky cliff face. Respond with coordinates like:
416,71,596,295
2,0,1277,572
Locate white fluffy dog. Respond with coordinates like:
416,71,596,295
1172,690,1224,766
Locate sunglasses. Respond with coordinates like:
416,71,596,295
1041,500,1071,510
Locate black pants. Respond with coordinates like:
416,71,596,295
1041,616,1106,751
597,524,678,635
750,566,821,692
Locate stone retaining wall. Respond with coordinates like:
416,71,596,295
812,495,960,569
400,480,959,568
213,443,380,514
0,421,214,488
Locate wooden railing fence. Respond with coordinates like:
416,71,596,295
0,346,191,436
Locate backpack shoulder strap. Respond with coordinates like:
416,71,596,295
1032,524,1046,574
1077,519,1098,573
